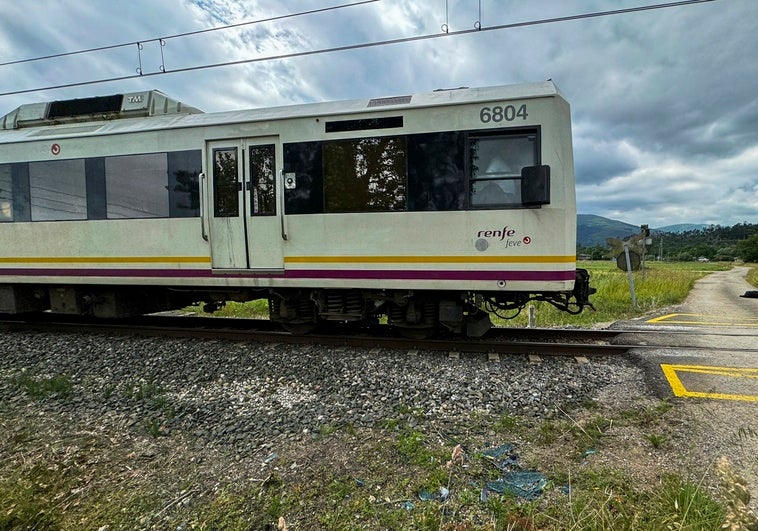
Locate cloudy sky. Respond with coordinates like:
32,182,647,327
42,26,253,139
1,0,755,228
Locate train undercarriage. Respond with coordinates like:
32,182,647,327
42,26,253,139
0,270,594,338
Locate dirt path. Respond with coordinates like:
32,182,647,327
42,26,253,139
641,266,758,512
683,266,757,321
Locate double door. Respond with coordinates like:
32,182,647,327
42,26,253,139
206,137,284,271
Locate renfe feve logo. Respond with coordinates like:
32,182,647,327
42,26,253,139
474,226,532,251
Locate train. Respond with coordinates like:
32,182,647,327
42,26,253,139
0,81,593,337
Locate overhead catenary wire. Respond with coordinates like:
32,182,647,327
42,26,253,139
0,0,380,68
0,0,719,98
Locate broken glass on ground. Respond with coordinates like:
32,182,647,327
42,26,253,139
485,471,548,501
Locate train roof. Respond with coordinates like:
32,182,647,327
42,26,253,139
0,80,564,143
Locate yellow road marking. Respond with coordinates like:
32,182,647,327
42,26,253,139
647,313,758,327
648,313,688,323
660,364,758,402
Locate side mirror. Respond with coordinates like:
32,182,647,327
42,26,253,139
521,165,550,206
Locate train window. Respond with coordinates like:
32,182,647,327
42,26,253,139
212,148,239,217
282,129,539,215
249,145,275,216
168,150,201,218
10,164,31,222
469,133,536,207
105,153,169,218
407,132,465,211
29,159,87,221
283,142,323,215
0,151,200,223
85,158,107,220
0,165,11,221
323,137,407,213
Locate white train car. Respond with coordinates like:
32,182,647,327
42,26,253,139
0,81,592,336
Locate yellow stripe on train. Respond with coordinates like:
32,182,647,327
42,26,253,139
0,256,211,264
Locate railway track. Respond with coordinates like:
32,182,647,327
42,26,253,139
2,313,755,358
0,313,631,358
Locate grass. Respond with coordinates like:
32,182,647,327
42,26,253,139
185,299,269,318
124,379,177,437
10,372,73,400
746,264,758,288
548,471,725,530
0,402,731,530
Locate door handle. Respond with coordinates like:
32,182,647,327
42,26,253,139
279,170,288,241
199,172,209,241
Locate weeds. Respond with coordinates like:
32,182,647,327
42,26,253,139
396,429,435,467
746,264,758,288
124,379,177,437
645,433,668,449
571,415,613,449
534,419,566,445
619,399,673,426
495,413,523,432
10,372,73,400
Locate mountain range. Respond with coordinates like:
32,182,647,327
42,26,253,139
577,214,708,247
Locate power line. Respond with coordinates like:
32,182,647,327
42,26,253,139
0,0,719,98
0,0,380,68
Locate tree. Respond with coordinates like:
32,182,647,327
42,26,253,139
735,233,758,262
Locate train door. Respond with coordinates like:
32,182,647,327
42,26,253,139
206,137,284,271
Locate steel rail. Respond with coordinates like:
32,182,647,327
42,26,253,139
2,314,753,355
0,315,629,357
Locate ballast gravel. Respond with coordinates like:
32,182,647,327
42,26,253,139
0,330,644,453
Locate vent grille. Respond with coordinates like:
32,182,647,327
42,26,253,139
325,116,403,133
367,95,412,107
48,95,124,119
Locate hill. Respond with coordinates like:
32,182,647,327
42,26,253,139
654,223,708,233
576,214,638,247
577,216,757,261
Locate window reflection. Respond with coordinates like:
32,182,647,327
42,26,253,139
323,137,406,213
106,153,169,218
29,159,87,221
407,132,465,211
0,165,11,221
249,145,275,216
0,150,202,222
213,148,239,217
168,150,201,218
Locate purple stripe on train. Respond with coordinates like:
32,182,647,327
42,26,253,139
0,268,575,281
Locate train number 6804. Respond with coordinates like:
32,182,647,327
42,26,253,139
479,104,528,123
